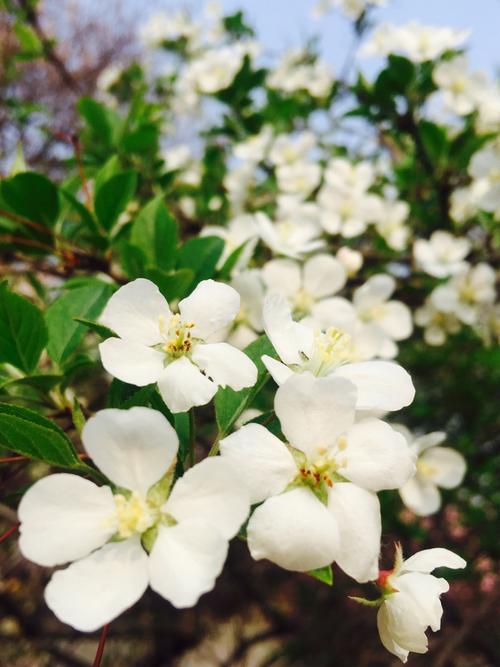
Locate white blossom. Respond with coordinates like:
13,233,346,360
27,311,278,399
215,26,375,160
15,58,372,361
98,279,257,413
18,407,250,631
313,0,387,20
220,373,415,578
376,545,466,662
414,231,470,278
396,427,466,516
431,263,497,325
261,293,415,412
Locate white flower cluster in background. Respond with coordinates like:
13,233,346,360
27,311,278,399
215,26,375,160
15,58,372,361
313,0,387,21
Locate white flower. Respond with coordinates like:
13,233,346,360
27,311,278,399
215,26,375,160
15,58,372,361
233,126,274,164
98,279,257,413
396,428,466,516
337,247,363,276
352,274,413,358
138,11,199,48
267,49,334,99
182,43,254,95
376,545,466,662
414,299,461,346
269,131,316,166
313,0,386,20
469,140,500,213
215,270,264,349
18,407,250,631
220,373,415,579
362,22,469,63
374,200,410,251
276,161,322,199
262,254,346,319
319,187,383,238
161,144,192,172
261,293,415,412
414,231,470,278
201,215,260,271
257,212,324,259
431,263,497,325
433,56,486,116
323,158,376,195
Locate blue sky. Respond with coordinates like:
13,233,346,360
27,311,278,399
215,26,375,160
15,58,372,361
200,0,500,75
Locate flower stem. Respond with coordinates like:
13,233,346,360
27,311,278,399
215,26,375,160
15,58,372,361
92,624,109,667
0,523,19,544
189,409,196,467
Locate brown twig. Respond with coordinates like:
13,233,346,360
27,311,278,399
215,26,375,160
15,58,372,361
92,624,109,667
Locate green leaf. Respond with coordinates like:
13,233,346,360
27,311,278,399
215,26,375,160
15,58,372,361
121,124,159,153
419,121,449,166
94,155,121,196
73,317,116,339
60,189,102,238
1,172,59,227
0,283,48,373
177,236,224,290
107,379,155,408
46,282,114,364
217,241,247,280
95,171,137,231
214,335,275,437
130,196,178,269
0,375,62,392
145,268,194,301
0,402,82,468
308,565,333,586
120,242,146,279
77,98,117,148
14,23,43,56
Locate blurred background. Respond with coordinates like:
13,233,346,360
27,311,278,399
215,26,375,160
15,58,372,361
1,1,499,666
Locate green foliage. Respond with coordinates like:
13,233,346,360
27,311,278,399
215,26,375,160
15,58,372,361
1,172,59,227
215,335,275,437
130,196,177,269
94,171,137,231
177,236,225,290
45,281,114,365
0,402,83,468
0,282,47,373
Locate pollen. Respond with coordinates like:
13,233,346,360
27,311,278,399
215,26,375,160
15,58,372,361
158,314,197,359
114,491,157,539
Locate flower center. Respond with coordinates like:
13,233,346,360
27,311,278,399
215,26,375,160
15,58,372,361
291,436,349,501
294,288,314,316
158,314,196,359
114,491,159,539
359,303,387,322
416,459,437,478
300,327,354,376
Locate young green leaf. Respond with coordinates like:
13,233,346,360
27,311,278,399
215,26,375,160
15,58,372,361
0,403,82,468
307,565,334,586
130,196,178,270
45,281,114,365
214,334,275,438
177,236,225,290
94,171,137,231
145,268,194,301
0,283,48,373
1,172,59,227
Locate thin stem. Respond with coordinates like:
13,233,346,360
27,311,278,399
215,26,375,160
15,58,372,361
72,137,93,210
189,409,196,467
0,454,89,463
208,436,220,457
92,624,109,667
0,523,20,544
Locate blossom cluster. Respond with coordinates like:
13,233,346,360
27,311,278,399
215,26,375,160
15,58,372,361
6,2,496,664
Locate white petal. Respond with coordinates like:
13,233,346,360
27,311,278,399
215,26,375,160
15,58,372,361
275,373,356,457
342,419,416,491
82,407,178,495
402,548,466,574
220,423,297,503
261,355,294,385
261,258,301,297
44,537,149,632
303,254,346,298
399,476,441,516
99,278,169,345
179,279,240,339
149,520,228,608
334,361,415,411
377,606,410,663
396,572,449,632
18,474,116,567
379,594,429,655
263,293,313,364
327,483,381,582
354,274,395,309
157,356,217,413
247,488,339,572
420,447,466,489
164,458,250,539
309,297,357,332
377,302,413,341
99,337,164,386
191,342,257,391
414,431,447,453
